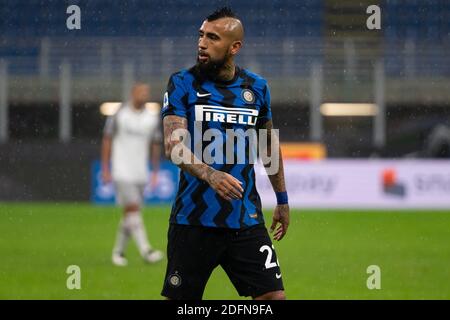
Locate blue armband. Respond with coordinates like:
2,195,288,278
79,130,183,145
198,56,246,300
276,191,288,205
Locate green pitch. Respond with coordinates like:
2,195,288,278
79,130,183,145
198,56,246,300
1,203,450,299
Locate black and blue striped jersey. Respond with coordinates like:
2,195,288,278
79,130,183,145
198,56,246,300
162,65,272,229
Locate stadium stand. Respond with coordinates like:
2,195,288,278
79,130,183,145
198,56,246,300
0,0,449,200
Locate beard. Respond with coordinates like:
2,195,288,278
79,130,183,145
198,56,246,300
196,53,228,79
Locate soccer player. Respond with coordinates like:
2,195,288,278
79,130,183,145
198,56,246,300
101,83,164,266
161,7,290,300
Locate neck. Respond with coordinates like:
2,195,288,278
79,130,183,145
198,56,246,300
216,60,235,82
131,102,143,111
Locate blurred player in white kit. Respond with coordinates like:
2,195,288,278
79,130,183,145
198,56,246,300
101,83,164,266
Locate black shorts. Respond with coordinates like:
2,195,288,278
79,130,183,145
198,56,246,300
161,223,284,300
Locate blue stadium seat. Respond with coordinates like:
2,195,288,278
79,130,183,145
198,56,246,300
0,0,323,37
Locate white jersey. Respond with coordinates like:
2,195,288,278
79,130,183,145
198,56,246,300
104,103,161,183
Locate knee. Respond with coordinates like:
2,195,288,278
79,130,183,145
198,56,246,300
124,204,140,213
255,290,286,300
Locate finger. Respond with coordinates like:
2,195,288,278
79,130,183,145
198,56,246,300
226,183,243,199
275,225,287,241
270,219,277,233
218,189,233,202
220,193,232,201
227,174,243,185
228,180,244,195
220,189,232,201
277,231,286,241
274,224,283,237
224,189,239,200
228,191,240,200
274,231,283,241
218,183,239,199
274,228,283,240
227,176,244,193
222,180,243,199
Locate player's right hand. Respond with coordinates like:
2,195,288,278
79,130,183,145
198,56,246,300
206,170,244,201
102,169,112,184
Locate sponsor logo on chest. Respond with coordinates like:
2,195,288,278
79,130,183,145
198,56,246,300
195,105,259,126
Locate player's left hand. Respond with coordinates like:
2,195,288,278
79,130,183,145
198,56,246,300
270,204,290,241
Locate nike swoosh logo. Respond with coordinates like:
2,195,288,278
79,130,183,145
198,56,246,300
276,273,282,279
197,92,211,97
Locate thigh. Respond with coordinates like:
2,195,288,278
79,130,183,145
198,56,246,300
221,224,284,298
161,224,226,300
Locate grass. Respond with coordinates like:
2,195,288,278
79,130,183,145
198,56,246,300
0,203,450,299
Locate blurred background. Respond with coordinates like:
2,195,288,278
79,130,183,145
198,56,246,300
1,0,450,299
1,0,449,201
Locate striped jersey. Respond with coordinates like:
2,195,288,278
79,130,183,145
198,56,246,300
161,65,272,229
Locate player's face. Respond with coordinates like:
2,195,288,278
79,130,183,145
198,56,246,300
197,20,234,73
131,85,150,109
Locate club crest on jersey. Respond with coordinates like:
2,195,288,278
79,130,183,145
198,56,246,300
241,89,255,104
195,105,259,126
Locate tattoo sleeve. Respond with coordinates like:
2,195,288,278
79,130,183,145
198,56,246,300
259,120,287,193
163,115,215,182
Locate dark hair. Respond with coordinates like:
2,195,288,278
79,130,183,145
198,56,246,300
206,6,238,21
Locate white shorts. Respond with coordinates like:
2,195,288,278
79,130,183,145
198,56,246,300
114,181,146,206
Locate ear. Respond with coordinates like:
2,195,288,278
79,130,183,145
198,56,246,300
230,41,242,56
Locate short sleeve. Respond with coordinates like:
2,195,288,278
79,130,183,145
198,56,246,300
161,73,188,118
257,83,272,127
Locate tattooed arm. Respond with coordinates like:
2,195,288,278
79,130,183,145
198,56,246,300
163,115,243,201
259,120,290,241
